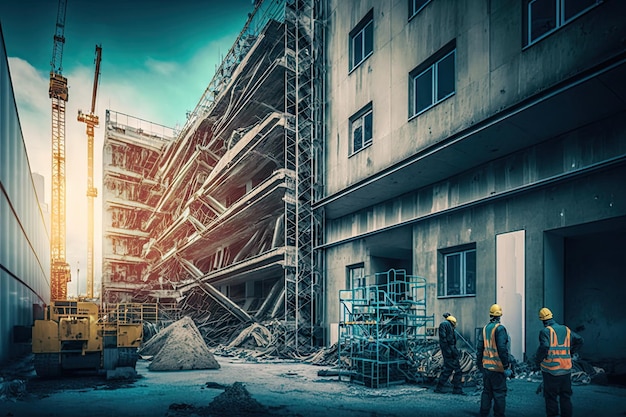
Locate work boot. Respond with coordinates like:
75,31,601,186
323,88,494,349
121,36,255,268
433,385,446,393
452,388,467,396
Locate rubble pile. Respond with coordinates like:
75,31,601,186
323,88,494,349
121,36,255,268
227,323,273,349
0,378,26,400
207,382,268,416
514,355,606,385
139,316,220,371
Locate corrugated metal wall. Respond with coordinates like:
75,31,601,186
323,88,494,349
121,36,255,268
0,24,50,365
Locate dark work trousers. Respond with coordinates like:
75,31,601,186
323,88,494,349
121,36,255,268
542,371,573,417
437,354,463,390
480,370,507,417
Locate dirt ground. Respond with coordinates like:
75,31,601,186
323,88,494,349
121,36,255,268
1,353,625,417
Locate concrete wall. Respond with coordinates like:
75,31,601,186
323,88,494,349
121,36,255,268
322,104,626,356
325,112,626,246
0,25,50,365
416,165,626,357
323,0,626,196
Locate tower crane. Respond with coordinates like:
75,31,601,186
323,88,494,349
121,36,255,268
78,45,102,299
49,0,71,301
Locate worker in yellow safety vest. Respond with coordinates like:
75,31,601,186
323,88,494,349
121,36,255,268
476,304,512,417
534,307,584,417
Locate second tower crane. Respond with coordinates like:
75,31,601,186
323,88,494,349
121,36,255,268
77,44,102,299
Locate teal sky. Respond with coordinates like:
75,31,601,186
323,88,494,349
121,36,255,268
0,0,256,296
1,0,255,127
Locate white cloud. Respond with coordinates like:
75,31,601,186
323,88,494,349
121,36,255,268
7,56,174,297
7,58,49,116
7,36,230,297
144,57,178,76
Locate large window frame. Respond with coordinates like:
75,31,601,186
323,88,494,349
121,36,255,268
525,0,602,46
408,0,432,19
347,264,366,290
438,246,476,298
349,103,373,155
349,9,374,71
409,46,456,118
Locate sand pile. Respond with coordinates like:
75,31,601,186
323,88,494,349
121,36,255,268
139,316,220,371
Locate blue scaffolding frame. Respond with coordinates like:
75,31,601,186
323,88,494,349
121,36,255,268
338,269,435,388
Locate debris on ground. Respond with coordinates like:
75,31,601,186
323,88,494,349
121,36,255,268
211,323,609,390
106,367,137,380
227,323,273,349
139,316,220,371
0,378,26,401
208,382,267,416
514,354,606,386
165,382,271,417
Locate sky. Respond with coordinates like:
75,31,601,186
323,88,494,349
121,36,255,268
0,0,256,296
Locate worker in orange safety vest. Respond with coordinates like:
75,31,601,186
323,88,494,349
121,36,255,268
476,304,512,417
534,307,584,417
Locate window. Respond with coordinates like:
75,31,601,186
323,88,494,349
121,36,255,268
347,264,365,289
525,0,602,45
349,10,373,71
409,0,431,19
347,264,366,300
438,247,476,297
410,47,456,118
350,103,373,154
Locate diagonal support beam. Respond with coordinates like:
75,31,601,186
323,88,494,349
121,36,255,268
178,257,252,323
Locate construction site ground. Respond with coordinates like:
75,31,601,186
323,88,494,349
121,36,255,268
1,353,625,417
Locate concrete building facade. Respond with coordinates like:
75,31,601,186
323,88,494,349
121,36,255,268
318,0,626,368
0,25,50,364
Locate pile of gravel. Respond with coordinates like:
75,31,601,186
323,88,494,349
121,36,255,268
139,316,220,371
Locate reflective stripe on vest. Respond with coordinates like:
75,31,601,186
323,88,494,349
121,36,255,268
540,326,572,376
482,322,504,372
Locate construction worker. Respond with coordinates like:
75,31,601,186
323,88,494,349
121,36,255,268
476,303,512,417
534,307,584,417
434,312,466,395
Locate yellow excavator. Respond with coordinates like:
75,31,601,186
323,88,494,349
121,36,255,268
32,301,154,377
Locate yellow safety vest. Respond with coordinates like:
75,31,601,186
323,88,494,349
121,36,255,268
540,326,572,376
482,322,504,372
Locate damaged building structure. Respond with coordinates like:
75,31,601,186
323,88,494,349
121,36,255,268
103,0,323,351
102,0,626,378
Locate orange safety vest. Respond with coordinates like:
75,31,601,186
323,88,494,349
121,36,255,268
540,326,572,376
482,322,504,372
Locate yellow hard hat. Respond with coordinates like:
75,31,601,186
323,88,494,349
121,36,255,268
489,304,503,317
446,315,457,326
539,307,553,321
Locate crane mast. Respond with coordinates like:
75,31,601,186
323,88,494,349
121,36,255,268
78,45,102,299
49,0,70,301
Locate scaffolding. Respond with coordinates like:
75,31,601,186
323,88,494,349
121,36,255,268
338,269,434,388
282,0,325,353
